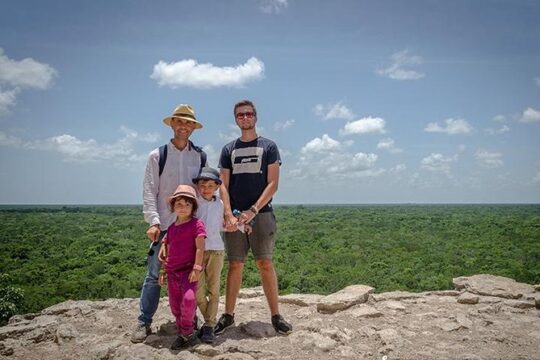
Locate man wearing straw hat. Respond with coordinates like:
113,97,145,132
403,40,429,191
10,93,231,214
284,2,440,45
131,104,207,343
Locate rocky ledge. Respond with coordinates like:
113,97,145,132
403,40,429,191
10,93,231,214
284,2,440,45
1,274,539,360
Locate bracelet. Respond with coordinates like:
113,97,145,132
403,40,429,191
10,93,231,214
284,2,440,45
193,264,203,271
249,205,259,214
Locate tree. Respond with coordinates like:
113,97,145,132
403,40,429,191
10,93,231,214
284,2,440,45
0,273,25,325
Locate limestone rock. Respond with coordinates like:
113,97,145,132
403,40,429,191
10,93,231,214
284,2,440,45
279,293,324,307
317,285,374,313
453,274,535,299
457,292,479,304
1,274,539,360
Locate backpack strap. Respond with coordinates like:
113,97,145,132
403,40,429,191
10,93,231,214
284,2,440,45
158,144,167,176
159,142,207,177
189,140,207,172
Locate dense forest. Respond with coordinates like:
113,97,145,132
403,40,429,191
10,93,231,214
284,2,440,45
1,204,539,325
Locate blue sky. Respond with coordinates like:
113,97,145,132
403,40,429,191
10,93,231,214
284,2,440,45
1,0,539,204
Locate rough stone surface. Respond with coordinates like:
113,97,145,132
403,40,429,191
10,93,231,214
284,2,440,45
1,274,539,359
453,274,535,299
457,292,480,305
317,285,374,313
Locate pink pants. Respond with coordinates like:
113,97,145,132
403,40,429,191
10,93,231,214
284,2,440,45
167,270,197,335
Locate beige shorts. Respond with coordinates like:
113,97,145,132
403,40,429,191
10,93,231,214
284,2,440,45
224,212,276,262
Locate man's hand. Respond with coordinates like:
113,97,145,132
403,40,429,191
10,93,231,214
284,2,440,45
146,224,160,242
238,210,256,225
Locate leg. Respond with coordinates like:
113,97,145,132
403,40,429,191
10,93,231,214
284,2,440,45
256,258,279,316
195,253,208,318
137,232,166,325
179,271,198,336
225,260,244,314
204,251,225,327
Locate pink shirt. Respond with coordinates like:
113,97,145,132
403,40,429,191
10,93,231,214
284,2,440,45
165,218,206,272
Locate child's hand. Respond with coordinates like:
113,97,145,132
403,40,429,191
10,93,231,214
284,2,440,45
159,270,167,286
189,269,200,283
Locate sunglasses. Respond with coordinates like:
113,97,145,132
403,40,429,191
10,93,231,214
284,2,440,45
235,111,255,120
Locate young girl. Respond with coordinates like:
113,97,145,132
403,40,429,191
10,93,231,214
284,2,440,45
158,184,206,350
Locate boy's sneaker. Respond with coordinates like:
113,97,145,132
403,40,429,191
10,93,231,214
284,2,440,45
200,325,215,344
214,313,235,335
271,314,292,335
130,323,151,343
171,332,200,350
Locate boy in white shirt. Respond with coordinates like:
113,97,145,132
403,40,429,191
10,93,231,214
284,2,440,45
192,167,225,344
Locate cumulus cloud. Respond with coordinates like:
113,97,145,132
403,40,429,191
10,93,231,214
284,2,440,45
151,57,264,89
301,134,341,153
273,119,295,131
340,117,386,136
0,131,22,147
0,88,18,115
288,134,381,181
19,126,159,166
202,144,220,168
475,150,503,168
0,48,57,115
260,0,288,13
519,107,540,123
492,114,506,123
219,124,241,143
376,49,425,80
377,137,402,153
313,102,355,121
421,153,458,174
424,118,473,135
485,125,510,135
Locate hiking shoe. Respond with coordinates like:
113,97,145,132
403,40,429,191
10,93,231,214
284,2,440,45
272,314,292,335
214,313,235,335
171,332,200,350
200,326,215,344
130,323,151,343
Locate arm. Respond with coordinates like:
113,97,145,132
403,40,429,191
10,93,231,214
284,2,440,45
220,168,238,231
189,236,205,283
238,162,280,225
142,150,161,241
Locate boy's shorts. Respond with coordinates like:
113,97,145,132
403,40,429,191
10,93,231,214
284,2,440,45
224,211,276,262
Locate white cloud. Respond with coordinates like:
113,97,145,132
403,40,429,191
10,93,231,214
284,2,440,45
0,49,57,116
390,164,406,173
475,150,503,168
535,77,540,87
150,57,265,89
313,102,355,121
376,49,425,80
23,126,158,166
202,144,220,168
519,107,540,123
492,114,506,123
421,153,458,174
377,137,402,153
288,134,381,181
0,131,22,147
0,88,18,115
0,48,57,90
533,170,540,183
219,124,240,143
260,0,288,13
340,117,386,136
273,119,295,131
424,118,473,135
485,125,510,135
301,134,341,154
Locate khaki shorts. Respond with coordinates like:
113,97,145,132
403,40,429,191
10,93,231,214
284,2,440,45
224,212,276,262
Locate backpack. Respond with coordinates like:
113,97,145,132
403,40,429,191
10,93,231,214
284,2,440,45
158,141,207,176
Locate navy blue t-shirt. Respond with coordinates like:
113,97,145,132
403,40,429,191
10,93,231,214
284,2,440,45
219,136,281,213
